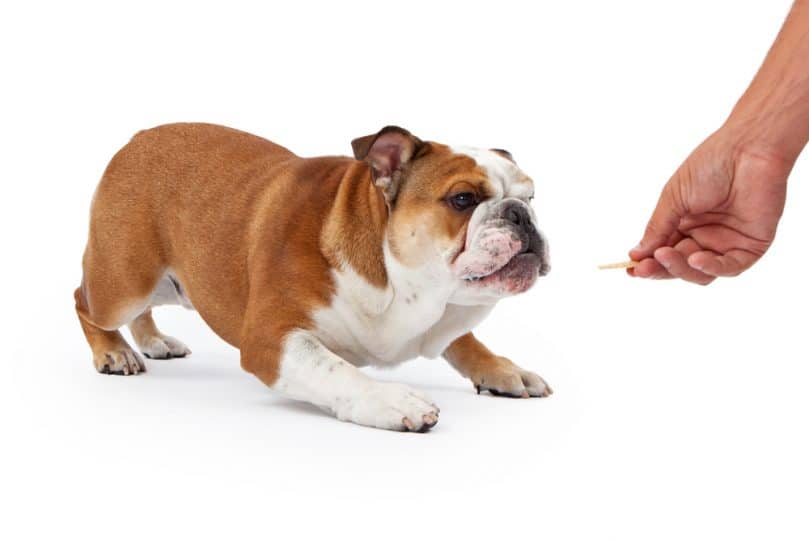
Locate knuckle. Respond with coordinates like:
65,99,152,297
643,220,663,239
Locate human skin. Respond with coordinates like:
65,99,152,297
629,0,809,284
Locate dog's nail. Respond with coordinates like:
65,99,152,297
402,418,416,431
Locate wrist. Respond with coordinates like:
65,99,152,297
721,105,807,169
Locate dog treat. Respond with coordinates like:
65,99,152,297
598,260,638,270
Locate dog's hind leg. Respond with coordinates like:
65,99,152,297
74,282,148,375
129,309,191,359
74,233,163,375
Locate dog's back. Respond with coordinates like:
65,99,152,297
76,123,346,366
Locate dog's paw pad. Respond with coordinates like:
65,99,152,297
139,335,191,359
95,349,146,375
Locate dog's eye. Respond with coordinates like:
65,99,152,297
447,192,479,212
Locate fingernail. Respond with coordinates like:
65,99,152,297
686,255,703,271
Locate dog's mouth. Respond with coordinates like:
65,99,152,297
459,239,550,298
463,251,547,285
450,219,550,295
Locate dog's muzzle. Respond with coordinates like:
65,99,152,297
496,199,550,277
452,198,550,296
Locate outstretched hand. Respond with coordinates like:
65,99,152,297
629,128,791,285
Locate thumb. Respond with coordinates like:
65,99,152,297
630,174,686,260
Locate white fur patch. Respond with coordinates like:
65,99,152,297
135,333,191,359
149,271,195,310
312,244,456,366
450,146,534,200
419,303,493,357
274,330,439,431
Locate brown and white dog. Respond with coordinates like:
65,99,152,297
74,123,551,432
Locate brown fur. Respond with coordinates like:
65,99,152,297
387,146,489,266
75,123,491,386
444,332,552,397
320,161,389,288
443,332,511,381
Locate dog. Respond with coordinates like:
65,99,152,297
74,123,552,432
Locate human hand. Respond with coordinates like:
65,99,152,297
628,128,791,284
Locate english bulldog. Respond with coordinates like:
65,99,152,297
74,123,552,432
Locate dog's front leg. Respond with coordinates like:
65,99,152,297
242,330,439,432
443,332,552,398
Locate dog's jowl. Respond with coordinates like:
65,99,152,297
74,123,552,432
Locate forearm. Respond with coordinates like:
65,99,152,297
726,0,809,163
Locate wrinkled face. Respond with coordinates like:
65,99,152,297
387,143,550,304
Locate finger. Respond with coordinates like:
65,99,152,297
653,246,716,286
630,237,699,279
630,179,686,260
673,236,704,256
687,249,759,277
628,257,672,279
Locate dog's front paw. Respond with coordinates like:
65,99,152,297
473,358,552,398
336,383,440,432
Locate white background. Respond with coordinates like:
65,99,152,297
1,1,807,538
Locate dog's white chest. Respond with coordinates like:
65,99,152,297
310,265,446,365
310,258,496,366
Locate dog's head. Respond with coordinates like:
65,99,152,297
352,126,550,305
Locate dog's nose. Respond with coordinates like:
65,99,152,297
505,207,523,226
503,204,530,228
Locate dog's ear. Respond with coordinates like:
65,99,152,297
490,148,515,163
351,126,423,204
